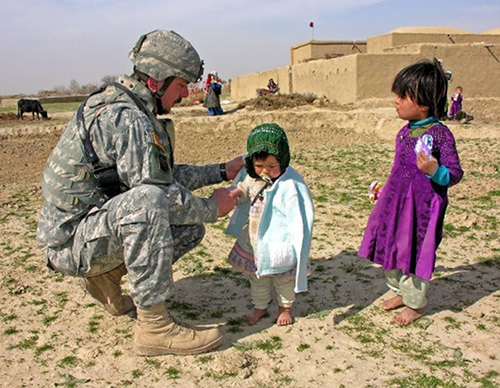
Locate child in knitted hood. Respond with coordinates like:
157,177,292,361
226,123,314,326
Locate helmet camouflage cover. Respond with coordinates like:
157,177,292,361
129,30,204,83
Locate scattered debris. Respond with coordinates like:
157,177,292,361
237,93,317,110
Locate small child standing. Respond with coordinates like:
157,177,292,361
227,123,314,326
358,59,463,326
448,86,463,119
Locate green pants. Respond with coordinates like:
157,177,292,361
384,269,429,309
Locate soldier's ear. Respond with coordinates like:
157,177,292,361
147,78,161,93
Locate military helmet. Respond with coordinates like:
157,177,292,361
129,30,204,83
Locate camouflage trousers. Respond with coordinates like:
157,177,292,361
48,185,208,308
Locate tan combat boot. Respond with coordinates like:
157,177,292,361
134,302,222,356
81,263,136,316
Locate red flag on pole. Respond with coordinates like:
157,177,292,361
309,21,314,28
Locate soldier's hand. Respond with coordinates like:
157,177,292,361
224,156,245,180
212,187,238,217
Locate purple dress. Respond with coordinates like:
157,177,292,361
448,93,463,117
358,123,463,280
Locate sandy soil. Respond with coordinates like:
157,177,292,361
0,98,499,387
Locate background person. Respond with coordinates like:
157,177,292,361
267,78,278,94
448,86,463,119
204,71,224,116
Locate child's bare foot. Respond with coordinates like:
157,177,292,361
391,307,425,326
246,308,268,325
277,306,294,326
382,295,405,311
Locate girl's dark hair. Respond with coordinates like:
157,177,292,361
391,58,448,118
244,150,274,178
252,150,271,161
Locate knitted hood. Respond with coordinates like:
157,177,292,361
245,123,290,179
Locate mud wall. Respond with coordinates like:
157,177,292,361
0,95,86,108
366,34,394,54
356,53,421,100
0,98,18,108
291,54,358,104
418,44,500,98
39,95,86,104
231,42,500,103
368,32,500,53
290,44,313,66
230,66,291,100
290,41,367,65
381,43,500,97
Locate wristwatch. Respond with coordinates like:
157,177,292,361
220,163,230,181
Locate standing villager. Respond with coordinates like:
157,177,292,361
204,71,224,116
36,30,244,356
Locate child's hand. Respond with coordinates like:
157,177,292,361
228,187,243,205
416,151,438,175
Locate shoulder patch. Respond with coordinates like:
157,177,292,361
151,132,167,155
151,132,171,173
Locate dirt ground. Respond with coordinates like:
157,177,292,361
0,97,499,387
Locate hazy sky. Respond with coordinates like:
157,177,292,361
1,0,499,96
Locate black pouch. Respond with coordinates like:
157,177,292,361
93,165,127,199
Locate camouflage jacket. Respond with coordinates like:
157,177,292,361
37,74,223,248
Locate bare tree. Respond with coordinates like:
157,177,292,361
68,79,81,94
100,75,118,86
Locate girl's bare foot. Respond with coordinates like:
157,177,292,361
246,308,268,325
382,295,405,311
277,306,294,326
391,307,425,326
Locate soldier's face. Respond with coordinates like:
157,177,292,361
160,77,189,112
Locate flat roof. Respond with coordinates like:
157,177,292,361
291,40,367,50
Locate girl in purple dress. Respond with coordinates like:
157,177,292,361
358,59,463,326
448,86,463,119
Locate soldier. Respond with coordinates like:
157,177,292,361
36,30,244,356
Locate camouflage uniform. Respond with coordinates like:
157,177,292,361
37,74,224,308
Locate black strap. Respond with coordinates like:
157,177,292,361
111,82,153,118
74,82,158,204
251,180,272,206
76,87,105,165
77,82,155,167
